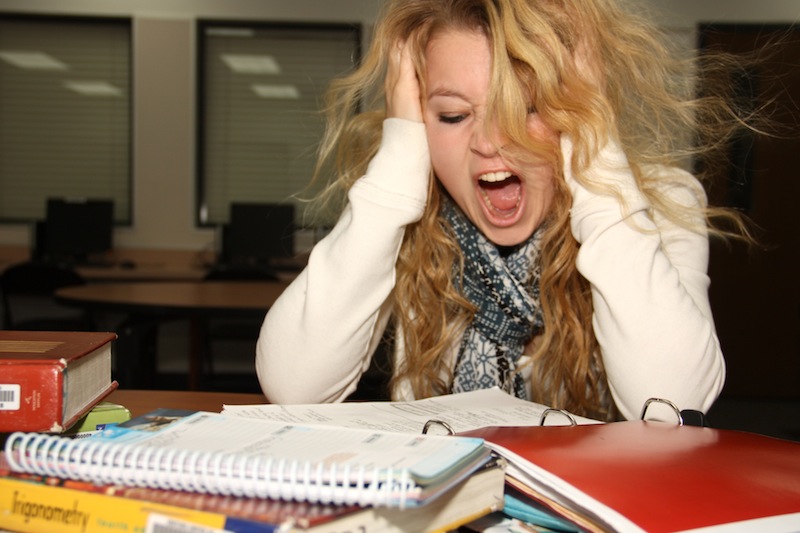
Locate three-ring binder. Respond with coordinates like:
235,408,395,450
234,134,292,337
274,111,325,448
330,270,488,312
422,396,708,433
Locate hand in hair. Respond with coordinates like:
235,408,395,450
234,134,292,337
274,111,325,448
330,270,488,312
566,37,621,155
385,39,423,122
572,37,603,89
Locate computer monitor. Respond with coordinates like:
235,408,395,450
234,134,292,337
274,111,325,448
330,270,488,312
220,203,295,267
38,198,114,265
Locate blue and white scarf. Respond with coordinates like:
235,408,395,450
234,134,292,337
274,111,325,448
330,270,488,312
443,199,544,399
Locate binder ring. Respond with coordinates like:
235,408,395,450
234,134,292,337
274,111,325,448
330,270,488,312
640,397,683,425
539,408,577,426
422,419,455,435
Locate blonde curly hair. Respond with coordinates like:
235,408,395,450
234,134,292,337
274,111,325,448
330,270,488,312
309,0,750,421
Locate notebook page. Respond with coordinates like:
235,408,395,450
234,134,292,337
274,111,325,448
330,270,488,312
222,388,600,433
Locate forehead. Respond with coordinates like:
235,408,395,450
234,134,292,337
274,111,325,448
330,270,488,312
424,28,491,97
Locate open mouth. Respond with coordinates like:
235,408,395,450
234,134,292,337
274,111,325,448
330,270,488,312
478,171,522,217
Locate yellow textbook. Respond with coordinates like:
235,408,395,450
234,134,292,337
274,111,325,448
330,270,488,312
1,475,231,533
0,452,504,533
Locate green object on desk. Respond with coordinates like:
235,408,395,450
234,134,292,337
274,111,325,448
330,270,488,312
65,402,132,437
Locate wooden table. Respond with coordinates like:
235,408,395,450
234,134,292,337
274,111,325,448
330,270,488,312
56,281,289,390
76,264,208,282
107,389,268,418
56,281,288,317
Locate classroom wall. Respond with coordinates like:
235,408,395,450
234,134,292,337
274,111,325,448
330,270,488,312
646,0,799,27
0,0,383,254
0,0,796,253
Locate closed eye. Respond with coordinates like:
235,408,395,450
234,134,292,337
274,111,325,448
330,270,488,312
439,113,467,124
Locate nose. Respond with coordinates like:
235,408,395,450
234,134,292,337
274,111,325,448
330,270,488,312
470,119,505,158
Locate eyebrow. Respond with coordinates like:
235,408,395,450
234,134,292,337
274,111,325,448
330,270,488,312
427,87,469,101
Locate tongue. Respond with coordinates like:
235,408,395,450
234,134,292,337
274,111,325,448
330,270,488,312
482,179,521,212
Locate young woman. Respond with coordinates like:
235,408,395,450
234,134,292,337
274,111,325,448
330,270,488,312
256,0,747,421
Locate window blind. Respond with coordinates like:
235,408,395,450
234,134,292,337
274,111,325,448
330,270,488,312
197,22,361,227
0,14,131,224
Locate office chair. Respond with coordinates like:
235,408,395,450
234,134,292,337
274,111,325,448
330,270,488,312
0,261,93,331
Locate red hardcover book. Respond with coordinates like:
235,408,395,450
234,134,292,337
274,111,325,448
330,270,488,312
462,421,800,533
0,330,118,433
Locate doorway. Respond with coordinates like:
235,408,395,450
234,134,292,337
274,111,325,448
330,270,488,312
699,24,800,399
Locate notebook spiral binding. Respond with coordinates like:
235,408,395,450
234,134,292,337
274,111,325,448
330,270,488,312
4,431,417,508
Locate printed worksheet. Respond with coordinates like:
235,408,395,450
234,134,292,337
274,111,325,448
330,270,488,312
222,388,599,434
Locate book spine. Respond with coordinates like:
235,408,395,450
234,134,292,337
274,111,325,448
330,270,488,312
0,364,64,433
0,477,277,533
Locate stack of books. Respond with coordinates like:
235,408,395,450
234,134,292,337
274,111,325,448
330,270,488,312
1,331,508,532
1,407,505,532
0,330,120,434
3,339,800,533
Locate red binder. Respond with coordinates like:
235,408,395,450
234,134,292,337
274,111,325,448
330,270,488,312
462,421,800,532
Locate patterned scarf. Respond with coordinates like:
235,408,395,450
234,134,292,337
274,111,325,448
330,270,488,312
443,199,544,400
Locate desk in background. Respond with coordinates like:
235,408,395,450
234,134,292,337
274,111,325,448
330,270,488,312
0,246,211,278
76,263,208,282
1,244,304,283
56,281,288,316
57,281,289,390
76,260,303,283
77,261,300,283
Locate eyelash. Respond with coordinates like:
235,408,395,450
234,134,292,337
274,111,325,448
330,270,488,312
439,114,467,124
438,107,535,124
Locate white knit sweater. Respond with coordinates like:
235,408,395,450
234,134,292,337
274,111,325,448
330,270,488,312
256,119,725,420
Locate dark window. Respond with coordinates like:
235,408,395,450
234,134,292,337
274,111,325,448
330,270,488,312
0,14,132,224
196,21,361,228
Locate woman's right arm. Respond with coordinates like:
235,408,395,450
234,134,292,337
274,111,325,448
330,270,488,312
257,40,427,404
256,119,430,404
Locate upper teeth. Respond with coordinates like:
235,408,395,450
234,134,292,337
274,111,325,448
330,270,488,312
479,171,513,183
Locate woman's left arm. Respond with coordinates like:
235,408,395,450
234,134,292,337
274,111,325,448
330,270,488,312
563,136,725,421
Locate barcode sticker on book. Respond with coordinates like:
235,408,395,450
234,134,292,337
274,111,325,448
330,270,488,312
0,384,20,410
145,514,227,533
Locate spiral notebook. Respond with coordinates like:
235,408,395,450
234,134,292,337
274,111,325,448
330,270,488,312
4,408,492,509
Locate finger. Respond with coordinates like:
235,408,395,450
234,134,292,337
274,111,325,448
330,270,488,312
385,40,423,122
384,40,403,104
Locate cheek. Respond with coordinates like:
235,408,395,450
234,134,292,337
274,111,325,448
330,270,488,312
425,126,459,181
526,115,559,145
523,117,560,194
541,173,557,211
520,161,556,222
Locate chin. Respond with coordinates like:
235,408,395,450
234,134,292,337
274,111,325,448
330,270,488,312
480,224,538,247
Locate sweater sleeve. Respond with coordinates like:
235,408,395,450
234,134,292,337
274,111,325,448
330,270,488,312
255,119,430,404
563,136,725,421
